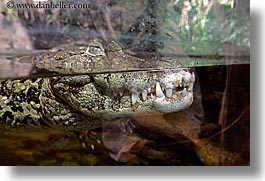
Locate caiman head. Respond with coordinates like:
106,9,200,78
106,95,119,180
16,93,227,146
44,39,195,117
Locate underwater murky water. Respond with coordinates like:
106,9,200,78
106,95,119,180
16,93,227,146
0,64,249,166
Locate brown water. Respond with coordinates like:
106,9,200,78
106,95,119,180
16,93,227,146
0,64,250,166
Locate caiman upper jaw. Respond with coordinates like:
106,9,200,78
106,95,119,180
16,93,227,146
45,39,196,116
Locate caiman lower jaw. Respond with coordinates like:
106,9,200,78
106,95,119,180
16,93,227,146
129,71,195,113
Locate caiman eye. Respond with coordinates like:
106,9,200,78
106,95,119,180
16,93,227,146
85,41,105,56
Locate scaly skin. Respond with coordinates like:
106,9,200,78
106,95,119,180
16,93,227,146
0,40,195,131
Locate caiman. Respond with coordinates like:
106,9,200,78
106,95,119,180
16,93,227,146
0,39,195,132
0,40,241,165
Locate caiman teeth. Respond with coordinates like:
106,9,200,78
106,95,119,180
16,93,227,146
182,88,187,97
119,91,124,96
165,88,173,97
192,72,195,82
129,72,193,105
155,82,164,98
141,90,147,101
131,92,139,105
147,87,151,93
